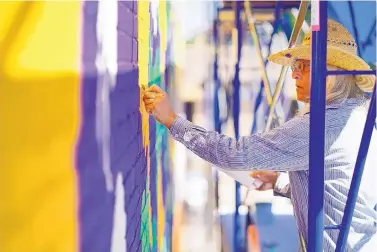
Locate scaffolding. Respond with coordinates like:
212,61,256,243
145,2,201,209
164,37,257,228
212,1,376,251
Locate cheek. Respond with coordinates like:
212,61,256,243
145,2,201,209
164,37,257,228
302,72,311,91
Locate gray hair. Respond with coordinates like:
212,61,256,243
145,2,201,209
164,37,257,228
326,65,369,104
300,65,370,115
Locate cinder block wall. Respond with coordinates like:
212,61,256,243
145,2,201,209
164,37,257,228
0,1,174,252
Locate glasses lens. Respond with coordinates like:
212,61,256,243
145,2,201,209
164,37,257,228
291,61,308,72
297,62,303,71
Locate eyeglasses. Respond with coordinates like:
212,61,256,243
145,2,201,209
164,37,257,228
290,60,310,72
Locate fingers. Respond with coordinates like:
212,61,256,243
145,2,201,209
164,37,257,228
144,91,156,99
142,85,163,104
143,91,163,106
256,183,273,191
141,84,166,116
145,104,154,113
143,91,156,105
148,84,162,93
143,99,154,106
249,171,260,179
249,171,278,183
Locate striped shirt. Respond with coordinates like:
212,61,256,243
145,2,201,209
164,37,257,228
169,97,377,251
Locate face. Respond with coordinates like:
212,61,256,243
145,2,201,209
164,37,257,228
291,60,311,102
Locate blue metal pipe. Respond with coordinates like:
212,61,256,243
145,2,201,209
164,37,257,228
233,3,242,141
213,17,221,133
335,83,376,252
212,11,222,252
308,2,328,252
361,19,376,52
324,225,341,230
220,4,300,11
233,2,242,251
327,70,376,76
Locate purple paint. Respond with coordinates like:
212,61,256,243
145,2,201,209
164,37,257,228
115,1,145,251
77,2,115,252
76,1,173,251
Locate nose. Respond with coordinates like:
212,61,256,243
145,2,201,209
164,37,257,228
292,69,302,80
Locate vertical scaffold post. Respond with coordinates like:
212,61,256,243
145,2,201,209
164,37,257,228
212,10,222,252
233,1,242,252
308,1,328,252
214,14,221,134
335,83,376,252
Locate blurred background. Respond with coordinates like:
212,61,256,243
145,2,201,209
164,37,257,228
0,1,375,252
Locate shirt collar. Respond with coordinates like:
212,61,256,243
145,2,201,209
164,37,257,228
303,98,363,115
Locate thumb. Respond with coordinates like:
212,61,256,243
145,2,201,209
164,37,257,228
250,171,272,183
249,171,260,179
149,84,163,93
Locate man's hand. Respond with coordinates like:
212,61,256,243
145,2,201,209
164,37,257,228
142,84,177,129
249,171,278,191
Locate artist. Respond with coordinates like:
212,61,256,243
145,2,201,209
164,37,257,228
142,19,376,251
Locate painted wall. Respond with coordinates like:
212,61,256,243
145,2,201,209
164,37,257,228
0,1,174,252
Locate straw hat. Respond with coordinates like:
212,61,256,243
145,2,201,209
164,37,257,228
268,19,375,92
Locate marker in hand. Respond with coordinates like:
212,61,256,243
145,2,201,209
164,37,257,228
141,84,177,129
249,171,278,191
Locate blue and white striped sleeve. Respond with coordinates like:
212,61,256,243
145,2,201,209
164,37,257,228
169,116,311,171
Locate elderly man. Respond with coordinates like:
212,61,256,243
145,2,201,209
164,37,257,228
143,19,376,251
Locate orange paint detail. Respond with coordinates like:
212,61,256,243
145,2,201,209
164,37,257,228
247,225,261,252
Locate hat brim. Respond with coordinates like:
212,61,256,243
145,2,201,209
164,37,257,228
267,45,375,92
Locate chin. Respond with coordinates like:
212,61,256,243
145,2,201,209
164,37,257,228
296,94,303,102
297,96,309,103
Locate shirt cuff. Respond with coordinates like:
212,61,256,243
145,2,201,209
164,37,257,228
273,172,290,197
168,116,193,140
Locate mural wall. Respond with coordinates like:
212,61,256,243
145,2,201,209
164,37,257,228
0,1,174,252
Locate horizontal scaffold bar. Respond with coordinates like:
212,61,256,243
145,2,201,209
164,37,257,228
327,70,376,76
324,225,341,230
221,1,301,11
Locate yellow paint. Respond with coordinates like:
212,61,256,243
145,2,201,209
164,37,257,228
0,2,81,252
138,2,153,249
138,0,150,152
159,0,167,74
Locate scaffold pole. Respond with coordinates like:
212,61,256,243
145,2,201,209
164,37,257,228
308,1,328,251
